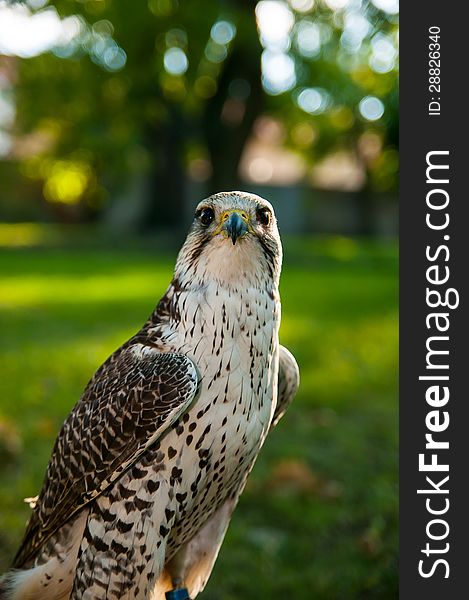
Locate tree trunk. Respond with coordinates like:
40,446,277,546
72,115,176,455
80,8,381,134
204,5,264,194
141,104,187,233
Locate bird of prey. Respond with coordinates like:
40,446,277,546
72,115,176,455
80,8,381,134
0,191,299,600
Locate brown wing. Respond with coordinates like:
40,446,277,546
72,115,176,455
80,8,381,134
270,345,299,429
13,345,200,568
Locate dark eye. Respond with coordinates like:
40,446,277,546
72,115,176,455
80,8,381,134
197,207,215,226
257,207,271,226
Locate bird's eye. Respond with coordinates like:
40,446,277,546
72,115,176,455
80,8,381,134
257,207,271,226
197,207,215,226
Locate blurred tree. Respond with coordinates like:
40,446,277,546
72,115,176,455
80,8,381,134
4,0,398,232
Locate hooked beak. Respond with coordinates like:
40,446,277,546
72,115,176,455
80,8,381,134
223,211,249,245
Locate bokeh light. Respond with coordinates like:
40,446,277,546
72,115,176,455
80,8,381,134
163,47,189,75
0,3,81,58
0,2,126,71
295,20,321,57
256,1,295,52
324,0,351,11
289,0,315,12
91,37,127,72
371,0,399,15
248,157,274,183
205,40,228,64
102,46,127,72
291,122,317,147
43,161,91,205
261,51,296,95
369,33,398,73
341,11,371,52
297,87,330,114
194,75,217,98
359,96,385,121
165,28,187,48
256,0,298,94
210,20,236,45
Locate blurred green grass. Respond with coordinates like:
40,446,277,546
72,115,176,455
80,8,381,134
0,233,398,599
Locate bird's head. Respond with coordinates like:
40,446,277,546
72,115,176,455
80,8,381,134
174,191,282,289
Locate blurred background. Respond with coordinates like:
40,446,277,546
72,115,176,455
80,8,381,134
0,0,398,598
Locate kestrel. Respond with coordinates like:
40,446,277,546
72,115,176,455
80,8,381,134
1,191,299,600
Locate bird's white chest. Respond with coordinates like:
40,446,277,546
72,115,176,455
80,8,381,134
173,284,279,413
157,284,280,525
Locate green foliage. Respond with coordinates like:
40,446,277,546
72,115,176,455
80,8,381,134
0,233,397,597
3,0,398,222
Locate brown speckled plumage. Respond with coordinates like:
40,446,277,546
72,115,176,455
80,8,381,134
1,191,299,600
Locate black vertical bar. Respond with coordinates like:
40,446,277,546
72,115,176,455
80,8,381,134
400,3,468,598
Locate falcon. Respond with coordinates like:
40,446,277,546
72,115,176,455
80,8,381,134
0,191,299,600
